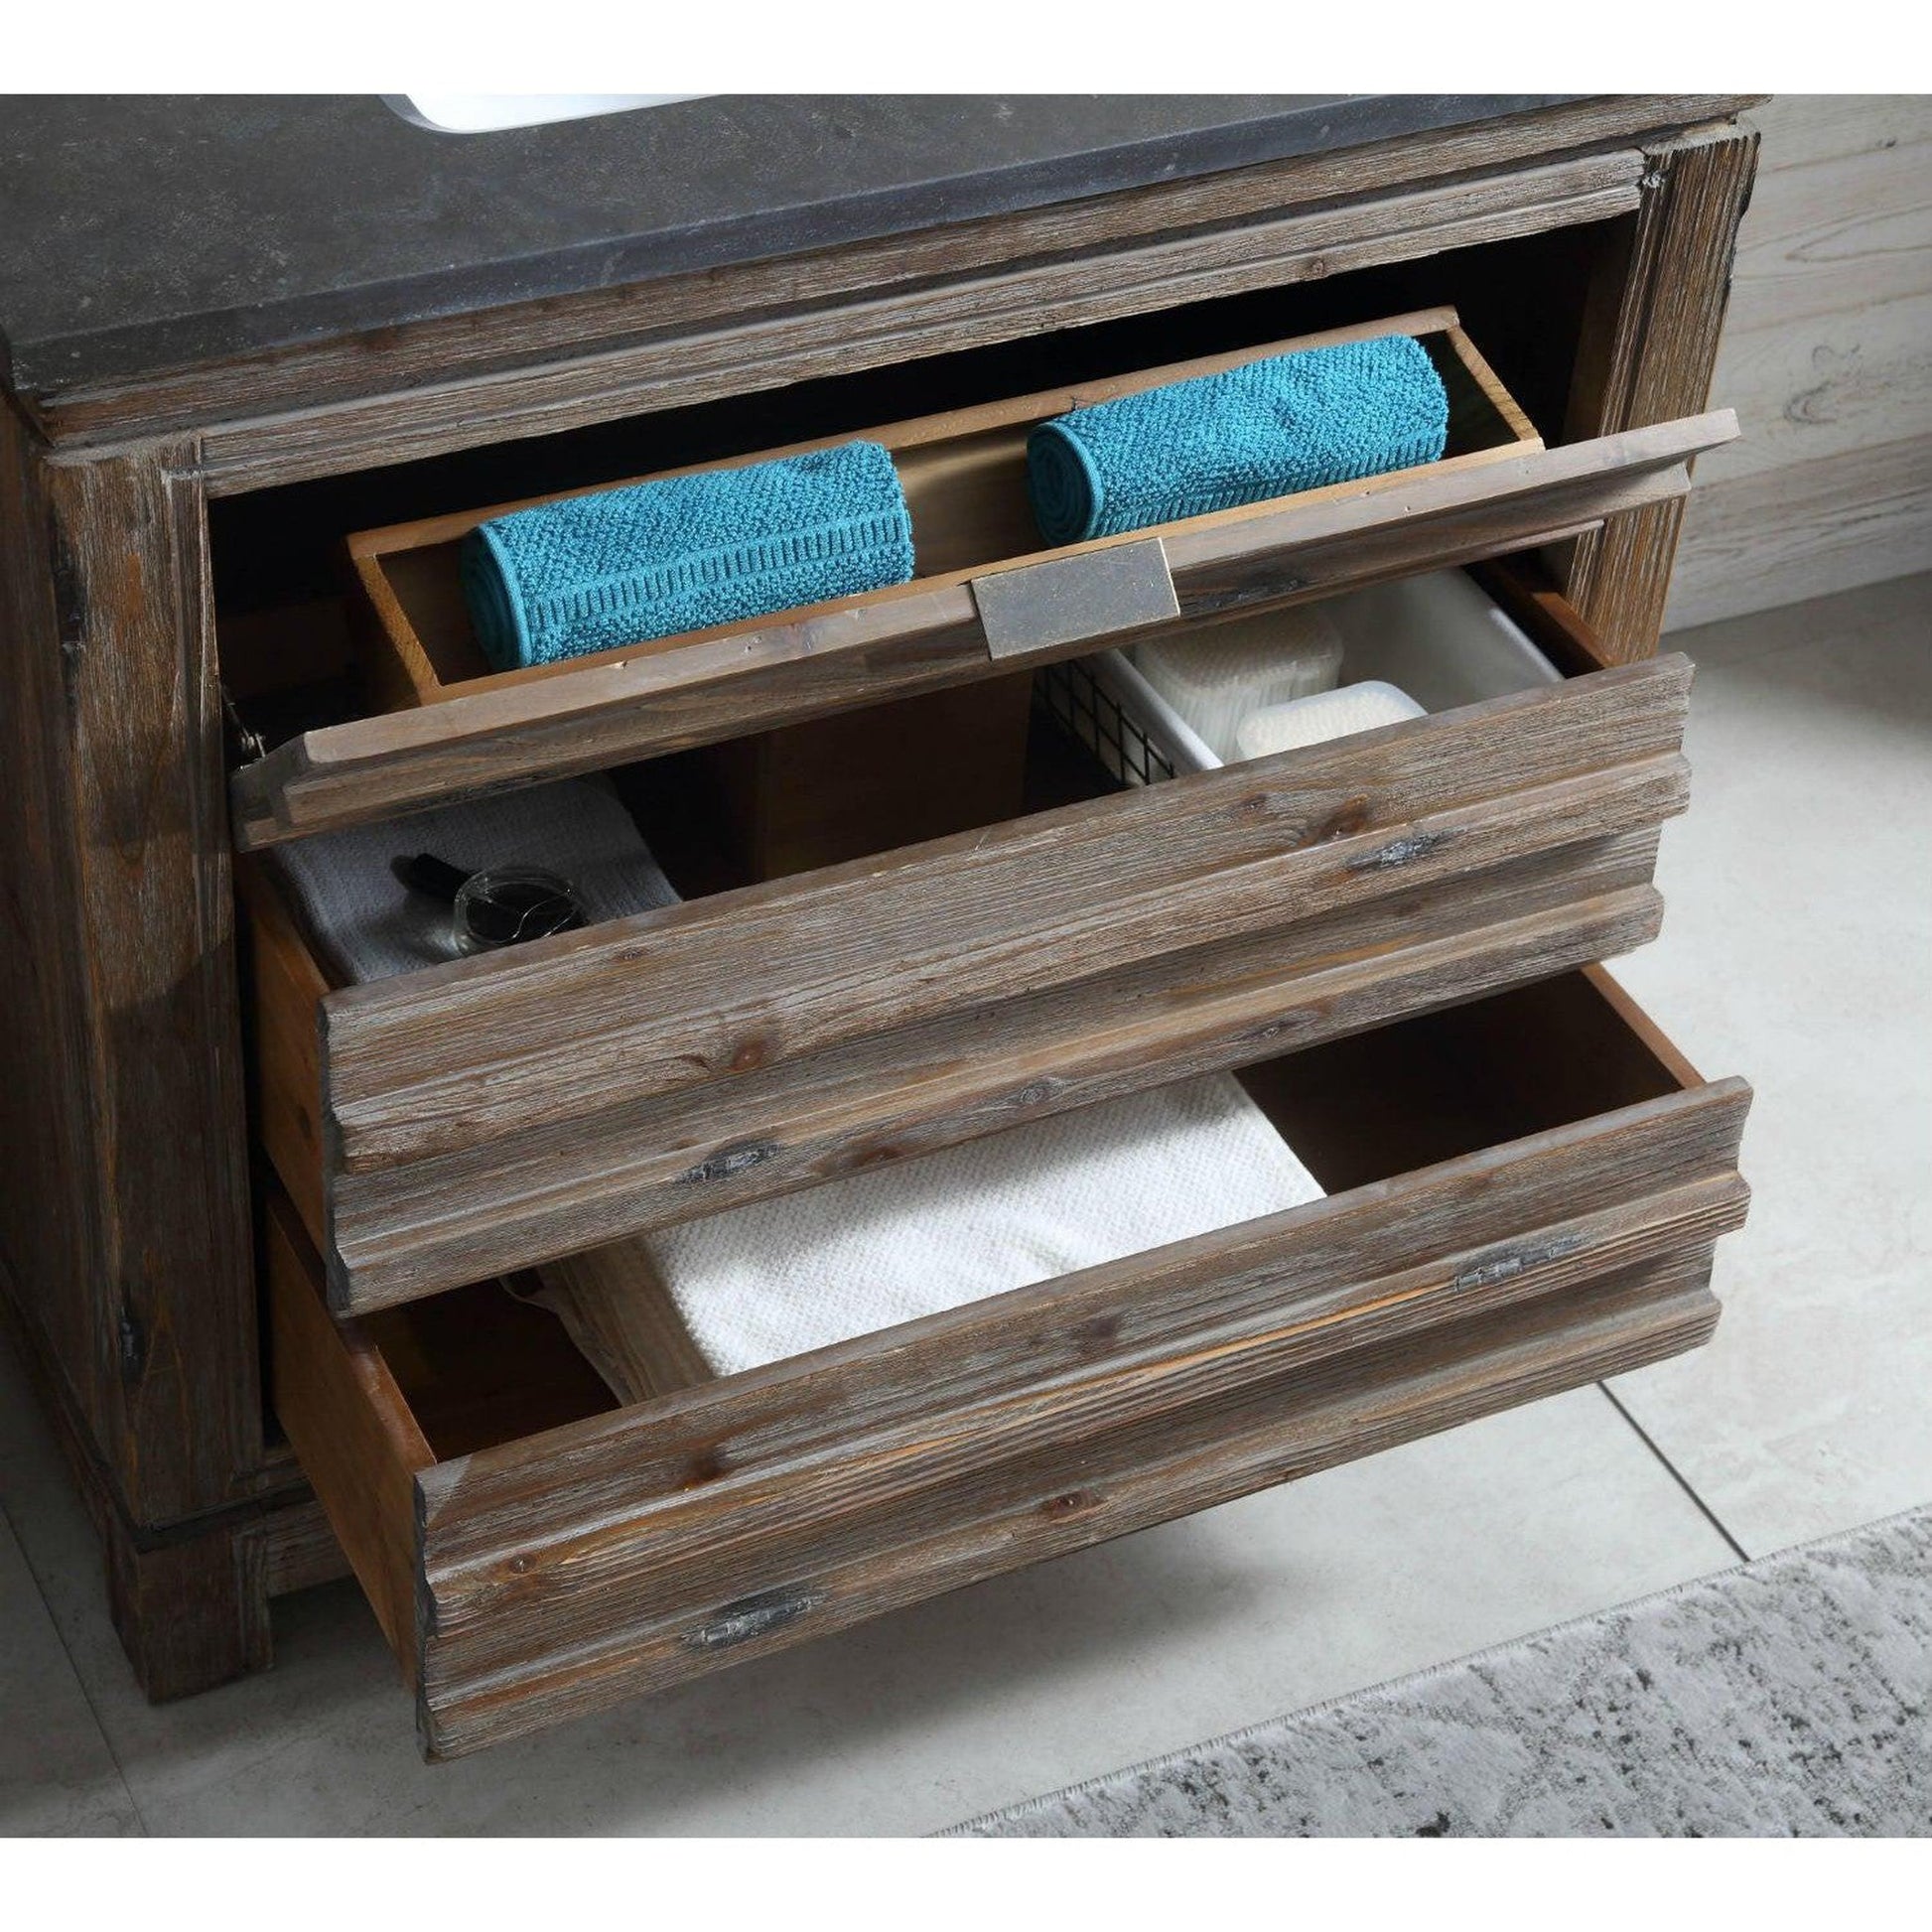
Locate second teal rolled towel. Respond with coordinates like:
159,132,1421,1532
1027,335,1450,547
461,441,916,672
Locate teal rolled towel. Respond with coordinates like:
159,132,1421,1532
1027,335,1450,547
461,440,916,671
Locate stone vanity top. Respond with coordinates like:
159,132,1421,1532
0,94,1581,400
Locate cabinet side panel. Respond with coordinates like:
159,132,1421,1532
1561,126,1760,658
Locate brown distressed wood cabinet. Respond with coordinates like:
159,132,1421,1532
0,95,1762,1758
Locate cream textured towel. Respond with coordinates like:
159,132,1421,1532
269,776,678,983
1233,680,1425,760
555,1073,1323,1383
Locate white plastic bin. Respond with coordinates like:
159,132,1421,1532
1035,567,1562,783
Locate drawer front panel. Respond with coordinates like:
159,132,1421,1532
230,409,1734,847
335,830,1669,1295
406,1074,1749,1756
273,657,1696,1311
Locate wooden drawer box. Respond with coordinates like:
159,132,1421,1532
266,968,1750,1758
240,566,1698,1315
229,307,1736,848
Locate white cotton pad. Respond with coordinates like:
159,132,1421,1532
1129,605,1344,761
1234,680,1426,759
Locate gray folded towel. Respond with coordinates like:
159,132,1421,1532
269,776,678,983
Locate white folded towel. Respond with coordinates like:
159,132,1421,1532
1130,605,1344,762
1233,680,1425,760
269,776,678,982
561,1073,1323,1381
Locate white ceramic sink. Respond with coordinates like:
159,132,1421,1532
384,95,708,134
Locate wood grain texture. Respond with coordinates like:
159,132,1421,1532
1669,97,1932,626
101,1514,274,1703
240,860,333,1243
1735,93,1932,173
1688,285,1932,492
1668,432,1932,629
264,1194,430,1673
415,1074,1747,1561
245,656,1698,1310
345,306,1530,703
257,969,1750,1753
24,97,1755,456
323,662,1691,1156
187,153,1647,495
403,1072,1748,1755
0,1246,296,1701
1467,555,1619,678
0,406,106,1482
0,407,261,1532
427,1254,1722,1757
251,1496,352,1599
5,98,1769,1727
324,846,1670,1315
42,440,264,1525
531,1246,715,1404
1723,105,1932,335
233,413,1731,846
1562,127,1761,661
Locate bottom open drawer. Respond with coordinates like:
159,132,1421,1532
269,967,1749,1760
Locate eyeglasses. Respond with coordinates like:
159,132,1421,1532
394,852,590,954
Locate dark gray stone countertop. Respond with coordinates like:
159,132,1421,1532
0,94,1580,398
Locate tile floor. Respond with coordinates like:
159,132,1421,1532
2,573,1927,1836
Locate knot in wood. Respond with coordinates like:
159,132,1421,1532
1040,1490,1100,1520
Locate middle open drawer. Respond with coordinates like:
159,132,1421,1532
241,563,1694,1315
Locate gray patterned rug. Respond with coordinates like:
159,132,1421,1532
950,1506,1932,1837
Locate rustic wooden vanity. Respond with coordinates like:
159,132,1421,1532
0,94,1760,1757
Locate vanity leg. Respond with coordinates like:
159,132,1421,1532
104,1513,274,1703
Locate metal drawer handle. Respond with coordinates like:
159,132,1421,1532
685,1586,825,1651
972,536,1179,661
1451,1231,1587,1294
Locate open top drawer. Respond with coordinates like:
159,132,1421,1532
241,565,1697,1314
266,968,1751,1758
229,307,1736,847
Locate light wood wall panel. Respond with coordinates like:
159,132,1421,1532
1669,95,1932,628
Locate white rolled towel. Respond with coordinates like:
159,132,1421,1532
1130,605,1344,762
1234,680,1426,760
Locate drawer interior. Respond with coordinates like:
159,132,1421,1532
635,566,1586,894
325,968,1704,1461
216,224,1731,851
247,558,1594,948
353,310,1535,707
239,547,1694,1313
211,236,1622,764
267,961,1747,1754
210,212,1619,679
